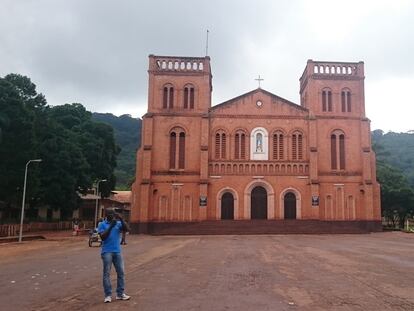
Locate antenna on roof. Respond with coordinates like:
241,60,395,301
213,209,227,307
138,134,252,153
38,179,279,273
205,29,209,56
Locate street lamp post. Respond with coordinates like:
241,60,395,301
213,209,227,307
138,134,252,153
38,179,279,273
94,179,107,229
19,159,42,243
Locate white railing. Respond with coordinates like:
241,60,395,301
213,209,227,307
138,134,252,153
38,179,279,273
155,57,205,72
312,62,358,76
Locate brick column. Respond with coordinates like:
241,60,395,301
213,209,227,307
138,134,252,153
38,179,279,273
309,116,320,219
139,116,153,222
198,115,209,221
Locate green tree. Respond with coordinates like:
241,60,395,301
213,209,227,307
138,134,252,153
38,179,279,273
35,118,89,218
376,163,414,228
0,74,120,221
0,77,37,219
372,130,414,187
0,111,9,143
49,104,119,195
373,130,414,228
35,103,119,218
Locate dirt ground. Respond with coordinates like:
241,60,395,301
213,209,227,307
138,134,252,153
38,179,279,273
0,232,413,311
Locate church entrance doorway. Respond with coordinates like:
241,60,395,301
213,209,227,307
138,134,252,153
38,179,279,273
251,186,267,219
284,192,296,219
221,192,234,220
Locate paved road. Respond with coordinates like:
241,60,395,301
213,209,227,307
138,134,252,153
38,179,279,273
1,232,414,311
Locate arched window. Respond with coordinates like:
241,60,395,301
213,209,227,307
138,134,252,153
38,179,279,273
339,134,345,169
322,88,332,112
163,84,174,109
272,131,284,160
222,133,226,159
292,131,303,160
331,130,345,170
341,89,351,112
169,132,176,168
179,132,185,169
330,134,337,169
183,84,195,109
215,130,227,159
169,128,185,169
234,130,246,160
215,133,220,159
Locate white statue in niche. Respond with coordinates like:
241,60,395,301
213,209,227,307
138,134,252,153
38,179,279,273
250,127,268,160
256,133,263,152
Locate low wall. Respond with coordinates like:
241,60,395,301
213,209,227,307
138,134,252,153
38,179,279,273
0,221,94,237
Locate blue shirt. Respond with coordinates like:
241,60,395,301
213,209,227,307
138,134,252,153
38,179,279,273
98,220,123,254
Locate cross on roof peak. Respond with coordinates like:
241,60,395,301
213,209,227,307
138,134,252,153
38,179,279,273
255,75,264,88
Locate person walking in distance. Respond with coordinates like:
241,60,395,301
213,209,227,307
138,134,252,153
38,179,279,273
98,208,131,303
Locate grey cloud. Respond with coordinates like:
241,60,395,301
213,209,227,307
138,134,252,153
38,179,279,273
1,0,413,130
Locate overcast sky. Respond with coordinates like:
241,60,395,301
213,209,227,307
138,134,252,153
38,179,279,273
1,0,413,132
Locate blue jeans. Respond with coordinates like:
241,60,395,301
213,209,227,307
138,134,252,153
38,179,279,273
101,252,125,297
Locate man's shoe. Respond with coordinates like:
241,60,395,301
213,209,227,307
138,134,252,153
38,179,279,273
116,293,131,301
104,296,112,303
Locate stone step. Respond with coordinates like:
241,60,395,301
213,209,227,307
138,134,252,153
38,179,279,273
132,220,381,235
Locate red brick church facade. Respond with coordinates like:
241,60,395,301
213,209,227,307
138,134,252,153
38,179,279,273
131,55,381,234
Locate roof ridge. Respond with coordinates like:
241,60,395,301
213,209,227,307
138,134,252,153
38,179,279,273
209,88,308,112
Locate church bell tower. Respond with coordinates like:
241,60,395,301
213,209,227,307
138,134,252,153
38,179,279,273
299,60,365,117
131,55,212,229
147,55,212,113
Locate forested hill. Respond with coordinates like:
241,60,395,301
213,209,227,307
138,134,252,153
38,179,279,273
92,113,141,189
372,130,414,187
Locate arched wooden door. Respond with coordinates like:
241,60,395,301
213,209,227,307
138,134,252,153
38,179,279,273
284,192,296,219
251,186,267,219
221,192,234,220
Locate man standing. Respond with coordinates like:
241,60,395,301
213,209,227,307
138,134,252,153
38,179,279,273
98,209,131,303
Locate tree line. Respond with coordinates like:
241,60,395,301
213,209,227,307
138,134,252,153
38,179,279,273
0,74,119,221
372,130,414,228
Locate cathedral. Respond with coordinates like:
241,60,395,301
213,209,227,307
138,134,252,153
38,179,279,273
130,55,381,234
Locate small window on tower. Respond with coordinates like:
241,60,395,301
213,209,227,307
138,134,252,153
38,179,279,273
341,89,352,112
163,84,174,109
328,91,332,111
169,127,186,170
322,88,332,112
330,130,346,170
183,84,195,109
